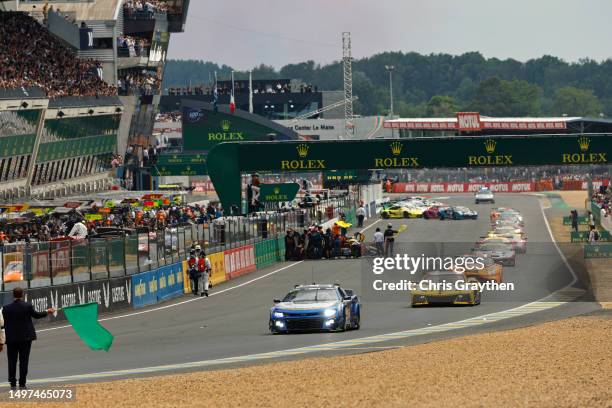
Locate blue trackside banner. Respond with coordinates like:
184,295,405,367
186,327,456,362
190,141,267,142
157,263,184,301
131,270,158,308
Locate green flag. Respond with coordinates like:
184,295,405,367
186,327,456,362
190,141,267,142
63,302,114,352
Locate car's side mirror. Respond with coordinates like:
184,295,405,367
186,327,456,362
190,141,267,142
344,289,354,297
343,296,352,301
273,299,281,304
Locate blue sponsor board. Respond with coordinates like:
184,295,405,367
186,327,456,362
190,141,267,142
157,263,184,301
131,270,158,308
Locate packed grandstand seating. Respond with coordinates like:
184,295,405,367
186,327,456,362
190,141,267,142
118,70,161,96
166,83,317,96
123,0,180,16
0,11,117,98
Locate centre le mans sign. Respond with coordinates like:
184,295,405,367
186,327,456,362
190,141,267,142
206,134,612,213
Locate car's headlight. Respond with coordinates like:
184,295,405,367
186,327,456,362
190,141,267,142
323,308,337,317
273,311,284,318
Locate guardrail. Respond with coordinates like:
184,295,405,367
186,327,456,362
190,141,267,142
0,200,355,292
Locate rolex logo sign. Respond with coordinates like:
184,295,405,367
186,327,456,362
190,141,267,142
390,141,403,156
373,141,419,168
296,143,309,158
208,118,244,142
280,143,326,170
467,138,513,166
578,136,590,152
562,136,607,164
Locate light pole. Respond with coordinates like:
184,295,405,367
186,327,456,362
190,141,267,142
385,65,395,117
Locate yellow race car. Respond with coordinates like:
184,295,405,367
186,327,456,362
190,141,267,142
381,204,424,219
411,271,481,306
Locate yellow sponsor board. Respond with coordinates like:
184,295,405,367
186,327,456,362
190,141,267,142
208,252,227,286
182,260,191,294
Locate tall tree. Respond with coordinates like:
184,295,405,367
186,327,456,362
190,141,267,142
426,95,458,117
552,87,603,117
468,77,541,116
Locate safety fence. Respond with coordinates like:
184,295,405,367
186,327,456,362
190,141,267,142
0,232,293,322
0,196,356,292
562,215,589,226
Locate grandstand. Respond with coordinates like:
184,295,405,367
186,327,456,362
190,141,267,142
0,1,190,199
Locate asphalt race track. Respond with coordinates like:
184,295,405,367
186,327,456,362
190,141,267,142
0,194,597,385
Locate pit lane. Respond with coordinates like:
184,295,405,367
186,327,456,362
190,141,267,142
0,193,596,384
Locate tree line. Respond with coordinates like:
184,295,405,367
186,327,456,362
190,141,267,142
163,52,612,118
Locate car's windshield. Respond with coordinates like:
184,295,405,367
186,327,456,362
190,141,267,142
282,288,339,303
423,273,462,283
479,244,510,251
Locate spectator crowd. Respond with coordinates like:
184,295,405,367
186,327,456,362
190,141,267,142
0,11,117,98
123,0,179,16
0,202,225,245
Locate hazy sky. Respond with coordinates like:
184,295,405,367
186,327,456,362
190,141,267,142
168,0,612,69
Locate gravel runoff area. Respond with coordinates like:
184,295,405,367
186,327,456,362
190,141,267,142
3,312,610,408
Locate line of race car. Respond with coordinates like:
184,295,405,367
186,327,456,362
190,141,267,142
269,192,528,333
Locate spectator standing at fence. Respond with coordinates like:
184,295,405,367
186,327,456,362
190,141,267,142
570,210,579,232
384,224,398,257
68,220,88,239
188,250,198,295
356,205,366,228
588,211,595,229
2,287,54,390
373,227,384,256
285,229,296,261
197,250,211,297
588,226,598,243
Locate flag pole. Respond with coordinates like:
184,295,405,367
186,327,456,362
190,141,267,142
249,70,253,114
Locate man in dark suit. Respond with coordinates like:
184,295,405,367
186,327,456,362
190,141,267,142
1,287,54,390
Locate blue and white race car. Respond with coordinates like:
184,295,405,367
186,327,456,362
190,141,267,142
269,284,361,334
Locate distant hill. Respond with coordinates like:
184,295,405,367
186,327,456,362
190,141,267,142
163,52,612,118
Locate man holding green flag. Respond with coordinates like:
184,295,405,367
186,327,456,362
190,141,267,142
62,302,114,352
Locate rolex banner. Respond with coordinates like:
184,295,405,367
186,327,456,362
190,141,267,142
63,302,114,352
259,183,300,202
182,107,290,151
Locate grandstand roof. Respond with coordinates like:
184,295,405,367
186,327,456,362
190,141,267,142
0,87,46,100
19,0,122,21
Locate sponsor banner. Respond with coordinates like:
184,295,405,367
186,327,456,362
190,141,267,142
208,252,227,286
562,179,608,191
563,215,589,225
584,243,612,258
224,245,255,280
131,269,158,308
570,230,612,243
157,263,184,302
1,277,131,323
182,260,191,294
392,182,535,194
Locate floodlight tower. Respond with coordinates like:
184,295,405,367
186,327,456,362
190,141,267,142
342,32,354,139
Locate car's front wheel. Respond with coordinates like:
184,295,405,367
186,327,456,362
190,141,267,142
381,212,389,219
403,211,410,218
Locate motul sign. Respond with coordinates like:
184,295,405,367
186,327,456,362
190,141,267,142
456,112,482,131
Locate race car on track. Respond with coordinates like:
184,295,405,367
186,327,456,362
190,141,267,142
440,206,478,220
491,209,524,226
475,187,495,204
269,284,361,333
492,225,526,237
411,271,481,306
473,242,516,266
484,232,527,253
380,204,423,219
456,255,503,284
423,205,451,219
